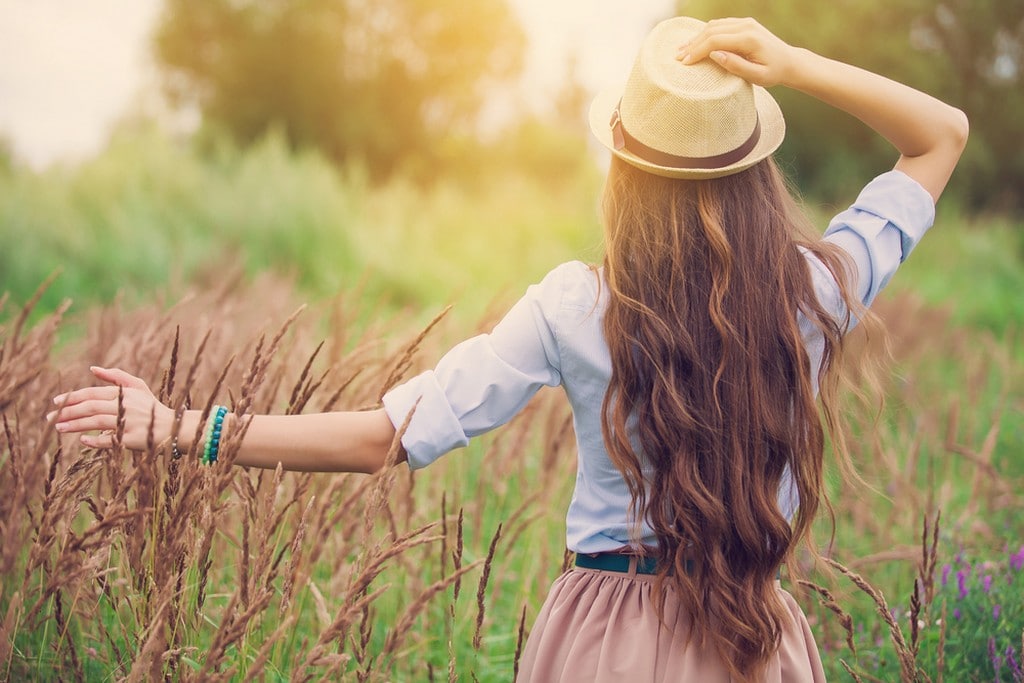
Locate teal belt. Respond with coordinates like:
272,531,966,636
574,554,662,575
574,554,776,579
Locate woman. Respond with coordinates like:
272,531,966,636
50,17,967,682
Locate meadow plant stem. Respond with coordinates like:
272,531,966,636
825,558,919,682
798,580,856,656
840,659,865,683
474,523,503,651
513,603,528,681
936,601,947,683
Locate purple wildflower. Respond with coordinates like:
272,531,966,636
957,569,970,599
953,608,962,620
1011,545,1024,572
991,637,1003,676
941,564,952,586
1005,645,1023,681
983,574,993,593
994,604,1002,620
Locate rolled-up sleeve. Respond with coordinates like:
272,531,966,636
382,265,566,469
823,170,935,306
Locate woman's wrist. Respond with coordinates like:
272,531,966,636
173,409,207,451
780,47,837,96
171,407,234,462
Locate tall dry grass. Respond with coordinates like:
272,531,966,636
0,273,576,681
800,293,1023,681
0,273,1020,681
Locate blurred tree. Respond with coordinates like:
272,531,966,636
911,0,1024,211
155,0,525,181
679,0,1024,212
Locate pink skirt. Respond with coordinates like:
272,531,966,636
516,563,826,682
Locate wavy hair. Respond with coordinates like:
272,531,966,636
600,156,861,680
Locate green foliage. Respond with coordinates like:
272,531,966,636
0,125,600,326
155,0,526,181
888,209,1024,338
928,548,1024,679
0,125,360,317
819,545,1024,681
679,0,1024,212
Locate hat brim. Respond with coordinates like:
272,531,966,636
589,83,786,180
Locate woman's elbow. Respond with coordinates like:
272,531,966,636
359,445,408,475
943,105,969,154
898,104,970,202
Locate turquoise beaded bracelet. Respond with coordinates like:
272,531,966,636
202,405,228,465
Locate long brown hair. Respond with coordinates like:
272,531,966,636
600,156,857,680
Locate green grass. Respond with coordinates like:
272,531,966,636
891,206,1024,338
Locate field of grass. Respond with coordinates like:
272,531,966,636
1,131,1021,681
0,126,601,329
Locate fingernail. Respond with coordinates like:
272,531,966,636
56,423,67,432
53,394,66,404
711,50,726,61
679,52,692,64
46,411,56,422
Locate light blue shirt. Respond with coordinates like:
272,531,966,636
382,170,935,554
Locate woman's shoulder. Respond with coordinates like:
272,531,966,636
544,259,597,281
540,261,604,313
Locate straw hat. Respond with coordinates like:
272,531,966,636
590,17,785,179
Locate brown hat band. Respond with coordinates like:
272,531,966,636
610,103,762,171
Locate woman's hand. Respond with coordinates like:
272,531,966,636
49,366,174,450
680,15,968,202
677,17,798,88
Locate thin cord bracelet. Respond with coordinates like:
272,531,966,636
170,406,185,460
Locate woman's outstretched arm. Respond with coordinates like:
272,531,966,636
49,366,402,473
679,17,969,202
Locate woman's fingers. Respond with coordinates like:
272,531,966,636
53,385,121,408
680,24,759,63
91,366,150,391
677,17,791,87
54,414,119,435
48,367,173,450
49,396,120,435
705,49,772,85
51,367,153,411
80,433,115,450
48,398,118,425
679,20,746,62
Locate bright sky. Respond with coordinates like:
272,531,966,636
0,0,674,169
